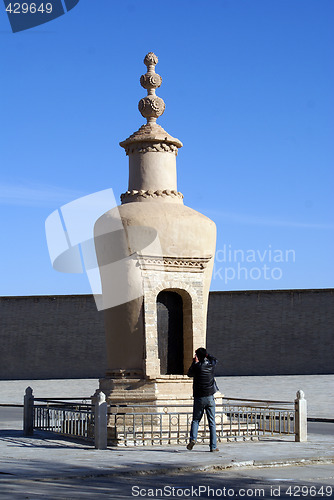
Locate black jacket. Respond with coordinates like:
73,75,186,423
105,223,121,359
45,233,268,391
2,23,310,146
187,355,218,397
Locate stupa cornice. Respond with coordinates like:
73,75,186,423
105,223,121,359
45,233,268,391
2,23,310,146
120,188,184,203
120,125,182,155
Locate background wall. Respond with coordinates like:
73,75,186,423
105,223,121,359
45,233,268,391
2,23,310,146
0,295,106,379
0,289,333,379
207,289,334,376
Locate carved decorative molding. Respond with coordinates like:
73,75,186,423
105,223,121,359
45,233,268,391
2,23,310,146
105,369,144,378
138,255,212,273
138,95,165,121
124,141,179,156
140,72,162,91
138,52,165,123
121,189,184,202
120,123,182,152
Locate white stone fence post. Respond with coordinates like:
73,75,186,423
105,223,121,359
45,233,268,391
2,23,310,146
92,390,108,450
23,386,34,436
295,390,307,442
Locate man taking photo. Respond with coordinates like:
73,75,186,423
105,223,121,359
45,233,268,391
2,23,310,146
186,347,219,452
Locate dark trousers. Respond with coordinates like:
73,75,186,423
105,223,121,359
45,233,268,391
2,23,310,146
190,395,217,450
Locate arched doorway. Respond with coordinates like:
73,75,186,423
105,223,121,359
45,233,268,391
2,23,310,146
157,291,184,375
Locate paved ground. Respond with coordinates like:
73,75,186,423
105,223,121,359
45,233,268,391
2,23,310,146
0,376,333,499
0,423,333,477
1,463,333,499
217,375,334,420
1,375,333,418
0,423,333,499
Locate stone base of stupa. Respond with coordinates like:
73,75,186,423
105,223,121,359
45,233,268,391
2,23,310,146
99,374,197,406
99,375,226,446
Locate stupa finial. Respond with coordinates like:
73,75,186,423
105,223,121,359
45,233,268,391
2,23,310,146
138,52,165,124
120,53,182,152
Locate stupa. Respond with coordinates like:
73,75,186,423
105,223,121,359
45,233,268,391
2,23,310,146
95,53,216,406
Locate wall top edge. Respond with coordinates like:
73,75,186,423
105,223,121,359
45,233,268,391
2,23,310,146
0,289,333,300
0,294,98,300
210,288,334,295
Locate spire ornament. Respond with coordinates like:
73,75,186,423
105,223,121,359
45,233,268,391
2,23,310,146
120,52,183,152
138,52,165,123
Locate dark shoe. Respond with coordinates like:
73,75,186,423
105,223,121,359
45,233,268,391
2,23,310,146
187,440,196,450
210,448,219,452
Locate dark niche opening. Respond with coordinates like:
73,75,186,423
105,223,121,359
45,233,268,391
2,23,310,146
157,291,184,375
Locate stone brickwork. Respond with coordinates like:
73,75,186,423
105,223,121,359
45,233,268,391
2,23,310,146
207,289,334,376
0,295,106,380
0,289,333,380
141,267,208,377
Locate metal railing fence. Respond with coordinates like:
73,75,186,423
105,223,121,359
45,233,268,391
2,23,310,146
23,388,307,448
33,401,94,439
106,400,296,446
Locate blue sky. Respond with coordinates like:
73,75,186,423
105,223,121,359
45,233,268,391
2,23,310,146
0,0,333,296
